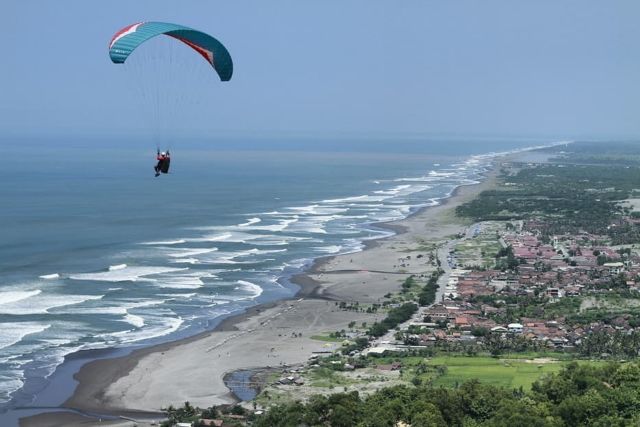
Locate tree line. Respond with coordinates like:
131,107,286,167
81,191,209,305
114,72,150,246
255,362,640,426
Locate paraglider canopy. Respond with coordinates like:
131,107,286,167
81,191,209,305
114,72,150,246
109,21,233,81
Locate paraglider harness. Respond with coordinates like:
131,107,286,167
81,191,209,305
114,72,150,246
154,149,171,177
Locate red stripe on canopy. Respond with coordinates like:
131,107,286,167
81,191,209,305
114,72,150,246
109,22,144,49
169,35,214,65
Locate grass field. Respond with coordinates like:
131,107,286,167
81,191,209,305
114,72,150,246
424,356,603,390
365,353,602,390
258,354,608,408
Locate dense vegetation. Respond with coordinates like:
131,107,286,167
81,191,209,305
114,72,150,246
367,302,418,337
418,271,441,306
578,330,640,358
456,162,640,243
255,362,640,426
545,142,640,166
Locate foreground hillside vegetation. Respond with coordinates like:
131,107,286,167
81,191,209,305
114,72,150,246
255,362,640,427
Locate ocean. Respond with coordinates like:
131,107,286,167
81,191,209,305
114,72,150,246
0,136,560,414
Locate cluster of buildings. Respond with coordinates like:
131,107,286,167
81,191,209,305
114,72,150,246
399,223,640,350
413,301,573,349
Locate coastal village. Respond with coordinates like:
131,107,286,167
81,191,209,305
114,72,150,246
234,156,640,422
151,152,640,426
256,217,640,399
405,220,640,352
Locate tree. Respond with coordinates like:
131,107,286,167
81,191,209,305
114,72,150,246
557,389,614,426
411,402,447,427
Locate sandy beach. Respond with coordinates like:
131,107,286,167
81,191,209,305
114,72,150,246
21,160,501,426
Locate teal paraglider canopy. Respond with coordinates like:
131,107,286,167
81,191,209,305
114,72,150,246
109,22,233,81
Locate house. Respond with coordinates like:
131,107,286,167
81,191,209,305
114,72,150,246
604,262,625,274
508,323,524,333
454,316,471,329
425,306,449,320
547,287,563,298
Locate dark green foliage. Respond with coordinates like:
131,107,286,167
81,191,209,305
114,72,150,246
340,337,370,355
578,330,640,358
162,401,199,426
199,406,219,419
456,162,640,243
257,362,640,426
367,303,418,337
402,275,417,292
418,271,442,306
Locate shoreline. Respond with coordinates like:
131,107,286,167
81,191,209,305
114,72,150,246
19,154,506,426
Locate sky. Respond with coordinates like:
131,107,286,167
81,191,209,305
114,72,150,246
1,0,639,141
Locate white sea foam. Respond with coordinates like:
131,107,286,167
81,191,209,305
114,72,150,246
429,170,457,177
0,290,42,306
236,248,288,257
294,226,327,234
130,299,168,308
196,232,232,241
0,294,105,315
251,239,289,246
39,273,60,280
322,194,390,203
63,298,165,316
123,313,145,328
347,203,384,208
235,218,296,232
287,205,348,215
156,276,204,289
159,293,198,299
0,322,51,351
69,266,187,282
140,239,187,245
380,184,433,199
203,257,247,265
236,280,264,299
315,245,343,254
108,315,184,344
65,306,126,315
188,231,261,244
166,248,218,258
393,177,431,182
238,217,261,227
249,234,310,245
170,257,200,264
287,216,334,234
108,264,127,271
196,248,283,264
284,259,308,269
0,375,25,405
373,184,411,195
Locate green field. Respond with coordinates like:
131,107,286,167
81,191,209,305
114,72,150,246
366,354,602,390
425,356,601,390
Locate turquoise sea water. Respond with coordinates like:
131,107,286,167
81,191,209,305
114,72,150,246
0,136,561,413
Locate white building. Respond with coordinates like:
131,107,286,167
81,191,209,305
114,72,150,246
508,323,523,333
